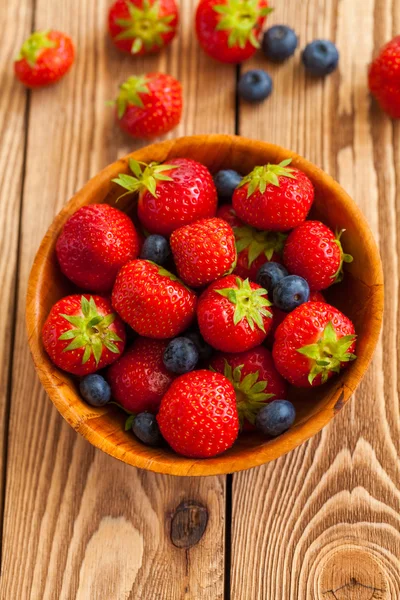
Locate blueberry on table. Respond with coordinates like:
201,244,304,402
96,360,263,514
273,275,310,312
80,374,111,407
140,234,171,265
132,412,162,446
163,337,199,374
255,400,296,437
213,169,242,201
256,262,288,294
238,70,273,103
262,25,298,61
302,40,339,76
185,331,213,362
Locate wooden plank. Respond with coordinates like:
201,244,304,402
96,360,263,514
232,0,400,598
0,0,236,597
0,0,32,532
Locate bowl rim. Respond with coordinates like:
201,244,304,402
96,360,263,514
26,134,384,476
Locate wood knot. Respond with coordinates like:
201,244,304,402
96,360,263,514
170,501,208,549
334,389,345,413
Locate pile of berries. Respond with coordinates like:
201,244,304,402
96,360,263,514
42,155,357,459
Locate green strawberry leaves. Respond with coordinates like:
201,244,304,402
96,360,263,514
297,321,357,385
234,226,287,266
213,0,273,49
16,31,56,67
332,229,354,283
114,0,175,54
216,277,272,332
59,296,123,366
237,159,296,198
111,75,151,118
112,158,179,200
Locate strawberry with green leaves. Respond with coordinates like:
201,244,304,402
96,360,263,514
234,226,287,281
195,0,273,64
170,217,237,287
210,346,287,429
108,0,178,56
42,295,126,376
112,259,197,338
113,157,217,235
233,159,314,231
272,301,356,387
197,275,273,352
112,73,182,138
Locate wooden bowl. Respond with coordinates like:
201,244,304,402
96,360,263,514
26,135,384,476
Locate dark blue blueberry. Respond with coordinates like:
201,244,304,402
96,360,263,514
262,25,298,61
255,400,296,437
163,337,199,374
80,374,111,407
256,262,288,294
302,40,339,76
213,169,242,201
132,412,162,446
140,234,170,265
273,275,310,312
238,69,273,103
185,331,213,362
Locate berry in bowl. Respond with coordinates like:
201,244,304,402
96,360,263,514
26,135,383,476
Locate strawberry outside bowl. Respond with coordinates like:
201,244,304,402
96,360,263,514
26,134,384,476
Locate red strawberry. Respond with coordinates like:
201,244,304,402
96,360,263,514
108,0,178,56
113,157,217,235
368,36,400,119
56,204,140,293
157,370,239,457
210,346,287,429
283,221,353,291
197,275,273,352
233,225,287,280
216,204,243,228
195,0,272,64
170,218,236,287
112,259,197,338
107,337,175,413
14,30,74,88
233,159,314,231
273,301,356,387
112,73,182,139
42,295,126,376
309,291,325,302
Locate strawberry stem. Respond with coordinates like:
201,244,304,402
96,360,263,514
112,158,179,199
234,226,287,266
332,229,354,283
237,159,296,198
114,0,175,54
16,31,56,67
213,0,273,49
216,277,272,332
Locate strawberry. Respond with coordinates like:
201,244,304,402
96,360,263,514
42,295,126,376
368,36,400,119
56,204,140,293
309,291,325,302
107,337,175,414
283,221,353,291
14,30,74,88
195,0,272,64
113,157,217,235
272,301,356,387
170,218,236,287
108,0,178,56
232,159,314,231
157,370,239,457
216,204,243,228
112,259,197,338
197,275,273,352
233,225,286,280
112,73,182,139
210,346,287,429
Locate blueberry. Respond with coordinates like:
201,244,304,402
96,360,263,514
273,275,310,312
185,331,213,362
132,412,162,446
262,25,298,61
238,69,273,103
163,337,199,374
140,234,170,265
255,400,296,437
256,262,288,294
213,170,242,201
302,40,339,76
80,374,111,407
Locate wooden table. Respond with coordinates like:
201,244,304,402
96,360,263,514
1,0,399,597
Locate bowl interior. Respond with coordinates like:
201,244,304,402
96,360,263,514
26,135,383,476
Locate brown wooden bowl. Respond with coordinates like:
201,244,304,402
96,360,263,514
26,135,384,476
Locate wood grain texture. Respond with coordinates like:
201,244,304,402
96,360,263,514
231,0,400,598
0,0,235,597
0,0,32,526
